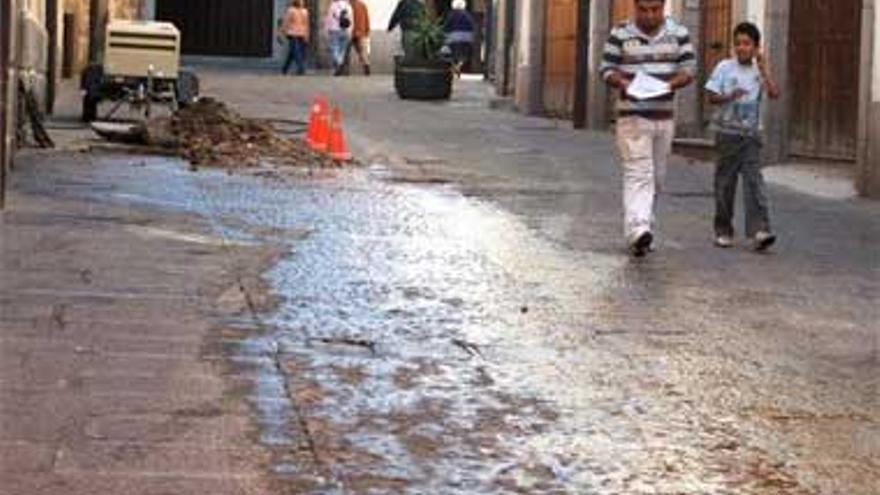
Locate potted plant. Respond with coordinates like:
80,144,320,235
394,13,453,100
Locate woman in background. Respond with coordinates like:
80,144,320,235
280,0,309,75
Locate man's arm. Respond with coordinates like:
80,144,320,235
388,2,402,31
364,5,371,33
599,29,628,89
606,71,632,90
673,27,697,90
667,71,694,91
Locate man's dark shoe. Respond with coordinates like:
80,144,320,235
630,231,653,258
364,65,371,76
753,231,776,252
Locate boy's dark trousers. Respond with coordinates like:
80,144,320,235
714,133,771,238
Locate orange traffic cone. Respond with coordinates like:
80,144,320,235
304,96,329,151
312,110,332,153
327,108,352,163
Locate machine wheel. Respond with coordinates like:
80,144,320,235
82,93,100,122
176,69,200,107
80,64,104,122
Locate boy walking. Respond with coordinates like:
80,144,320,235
599,0,696,257
705,22,780,251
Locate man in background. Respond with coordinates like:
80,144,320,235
338,0,372,75
388,0,426,51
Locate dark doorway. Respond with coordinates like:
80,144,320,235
1,0,11,207
62,13,76,79
156,0,274,57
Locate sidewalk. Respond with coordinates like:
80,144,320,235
0,151,280,494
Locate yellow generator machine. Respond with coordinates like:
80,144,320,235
80,20,199,121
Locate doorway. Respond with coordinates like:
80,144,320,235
543,0,577,117
787,0,861,160
699,0,732,128
156,0,274,57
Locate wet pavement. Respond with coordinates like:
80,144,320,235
4,72,880,494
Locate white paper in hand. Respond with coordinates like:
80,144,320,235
626,71,672,100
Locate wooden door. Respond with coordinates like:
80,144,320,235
611,0,635,25
788,0,861,160
700,0,732,126
606,1,636,123
543,0,577,117
156,0,274,57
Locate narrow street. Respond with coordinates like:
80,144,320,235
2,70,878,494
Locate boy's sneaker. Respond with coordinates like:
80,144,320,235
630,231,653,258
714,235,734,248
753,231,776,251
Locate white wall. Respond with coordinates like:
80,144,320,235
515,0,534,68
367,0,398,30
746,0,765,30
514,0,545,114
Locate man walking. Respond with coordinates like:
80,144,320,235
338,0,371,76
388,0,425,51
599,0,696,257
325,0,353,75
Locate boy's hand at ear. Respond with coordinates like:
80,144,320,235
755,49,781,100
756,50,768,72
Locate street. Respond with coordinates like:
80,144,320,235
1,70,878,494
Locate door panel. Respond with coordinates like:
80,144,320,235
611,0,635,25
788,0,860,160
156,0,274,57
543,0,577,117
700,0,732,126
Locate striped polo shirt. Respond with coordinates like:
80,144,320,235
599,17,697,119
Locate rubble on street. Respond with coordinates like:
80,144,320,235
94,98,339,170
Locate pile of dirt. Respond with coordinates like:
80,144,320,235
146,98,337,168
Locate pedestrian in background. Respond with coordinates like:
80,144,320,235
388,0,426,52
443,0,475,74
338,0,371,76
598,0,696,257
280,0,309,75
326,0,353,75
705,22,780,251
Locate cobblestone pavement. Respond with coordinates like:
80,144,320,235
196,70,879,494
3,72,878,494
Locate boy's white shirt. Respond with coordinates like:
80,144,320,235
705,58,762,101
705,58,764,135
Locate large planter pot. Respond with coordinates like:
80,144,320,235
394,56,453,101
